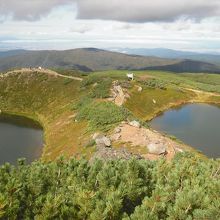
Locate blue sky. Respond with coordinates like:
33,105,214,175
0,0,220,53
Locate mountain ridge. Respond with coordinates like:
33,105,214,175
0,48,219,73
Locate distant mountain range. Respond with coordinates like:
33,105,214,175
0,50,26,58
0,48,220,73
115,48,220,66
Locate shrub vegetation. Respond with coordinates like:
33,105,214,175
0,154,219,219
140,79,167,90
75,99,130,131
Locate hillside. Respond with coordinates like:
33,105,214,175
0,49,26,58
0,48,220,73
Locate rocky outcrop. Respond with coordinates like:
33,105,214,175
109,122,185,161
90,147,143,163
91,131,142,162
110,81,129,106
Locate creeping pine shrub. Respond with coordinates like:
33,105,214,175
80,75,101,87
75,99,130,131
71,96,93,111
0,153,219,220
90,78,113,98
141,79,167,90
80,74,113,98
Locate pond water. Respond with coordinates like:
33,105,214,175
0,114,43,165
150,103,220,158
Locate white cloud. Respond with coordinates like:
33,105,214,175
76,0,220,22
0,1,220,52
0,0,73,21
1,0,220,22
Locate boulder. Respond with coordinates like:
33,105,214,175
114,127,121,133
147,143,167,155
174,147,184,153
92,133,102,140
95,135,111,148
138,86,143,92
129,120,141,128
111,133,121,141
93,82,98,87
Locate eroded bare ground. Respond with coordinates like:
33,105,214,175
111,123,185,161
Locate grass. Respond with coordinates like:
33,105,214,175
125,86,193,120
138,70,220,93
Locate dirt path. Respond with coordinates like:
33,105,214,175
0,68,83,81
183,87,220,100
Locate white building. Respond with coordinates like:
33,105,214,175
127,73,134,80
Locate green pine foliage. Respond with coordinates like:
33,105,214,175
90,78,113,99
74,99,131,131
140,79,167,90
0,153,219,220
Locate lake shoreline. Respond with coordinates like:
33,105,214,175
0,112,44,164
150,103,220,158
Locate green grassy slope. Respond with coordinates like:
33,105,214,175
0,71,89,160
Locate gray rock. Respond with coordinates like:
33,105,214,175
111,133,121,141
129,120,141,128
114,127,121,133
147,143,167,155
174,147,184,153
90,147,143,163
92,133,102,140
95,136,111,148
138,86,143,92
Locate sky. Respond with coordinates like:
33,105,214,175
0,0,220,53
